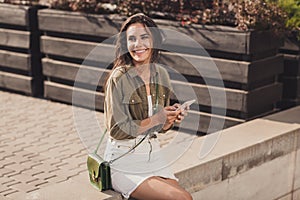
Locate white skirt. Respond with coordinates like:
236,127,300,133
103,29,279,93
104,135,178,199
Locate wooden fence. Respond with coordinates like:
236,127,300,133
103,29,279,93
0,4,288,134
37,9,284,134
0,4,43,96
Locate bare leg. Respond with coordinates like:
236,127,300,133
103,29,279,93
130,176,192,200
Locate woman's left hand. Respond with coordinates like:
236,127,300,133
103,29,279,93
173,103,189,124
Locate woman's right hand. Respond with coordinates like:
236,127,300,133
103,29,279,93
156,105,180,131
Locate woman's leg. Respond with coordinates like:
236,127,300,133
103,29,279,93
130,176,193,200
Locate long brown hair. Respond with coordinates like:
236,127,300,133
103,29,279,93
114,13,162,68
104,13,163,91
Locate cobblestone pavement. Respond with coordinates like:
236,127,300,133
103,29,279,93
0,90,175,200
0,90,92,199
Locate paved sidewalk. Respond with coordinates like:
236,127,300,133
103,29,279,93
0,90,176,200
0,90,113,199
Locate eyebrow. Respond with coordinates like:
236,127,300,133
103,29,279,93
127,33,150,38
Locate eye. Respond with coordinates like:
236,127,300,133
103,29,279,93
128,36,136,42
141,34,150,40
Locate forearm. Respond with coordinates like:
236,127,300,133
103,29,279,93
137,114,163,135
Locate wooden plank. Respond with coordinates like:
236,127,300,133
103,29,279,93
42,58,110,86
248,30,283,56
160,52,283,86
249,54,284,83
247,83,283,117
282,76,300,99
178,110,244,134
160,51,250,83
0,28,30,49
41,36,115,63
171,80,246,111
155,19,248,55
0,4,29,26
38,9,122,37
280,38,300,53
44,81,104,110
0,71,32,94
0,50,30,71
283,54,300,76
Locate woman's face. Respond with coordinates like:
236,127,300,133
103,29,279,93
126,23,153,66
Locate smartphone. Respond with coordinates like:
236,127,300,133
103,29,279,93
176,99,196,111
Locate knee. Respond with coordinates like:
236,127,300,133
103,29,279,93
172,191,193,200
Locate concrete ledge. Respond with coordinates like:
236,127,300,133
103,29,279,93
172,106,300,199
21,173,122,200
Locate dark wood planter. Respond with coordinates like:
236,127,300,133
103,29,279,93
279,38,300,109
38,9,284,134
0,3,44,96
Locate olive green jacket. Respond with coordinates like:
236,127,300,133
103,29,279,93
104,64,172,140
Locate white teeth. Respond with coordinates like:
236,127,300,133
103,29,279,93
135,49,146,53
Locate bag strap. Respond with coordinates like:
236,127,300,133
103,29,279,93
93,127,150,164
94,70,160,164
94,128,107,154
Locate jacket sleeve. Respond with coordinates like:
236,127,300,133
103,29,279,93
104,71,141,140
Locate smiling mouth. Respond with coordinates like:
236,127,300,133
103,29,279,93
133,49,147,54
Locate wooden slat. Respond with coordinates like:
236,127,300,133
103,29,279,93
171,80,246,111
176,110,244,134
282,76,300,99
283,54,300,76
0,50,30,71
0,28,30,49
41,36,115,63
247,83,283,117
161,52,284,85
38,9,122,37
160,51,249,84
0,71,32,94
248,30,283,55
44,81,104,110
152,20,250,54
42,58,109,86
0,4,29,26
280,38,300,53
249,54,284,83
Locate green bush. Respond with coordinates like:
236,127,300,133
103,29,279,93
270,0,299,41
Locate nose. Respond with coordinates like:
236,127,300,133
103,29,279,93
134,38,143,48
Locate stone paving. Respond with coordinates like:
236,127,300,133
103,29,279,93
0,90,90,199
0,90,175,200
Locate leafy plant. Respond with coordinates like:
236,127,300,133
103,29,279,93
269,0,299,41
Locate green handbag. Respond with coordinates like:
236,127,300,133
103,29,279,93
87,152,112,191
87,129,150,191
87,128,113,191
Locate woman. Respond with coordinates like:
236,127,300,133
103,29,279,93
104,13,193,200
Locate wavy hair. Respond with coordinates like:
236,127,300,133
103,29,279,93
113,13,163,69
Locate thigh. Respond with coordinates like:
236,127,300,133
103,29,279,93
130,176,189,200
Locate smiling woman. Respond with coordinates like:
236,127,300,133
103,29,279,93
103,13,193,200
127,23,152,65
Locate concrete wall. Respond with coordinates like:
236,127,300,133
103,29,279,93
172,106,300,200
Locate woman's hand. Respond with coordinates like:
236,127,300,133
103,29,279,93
153,105,178,131
151,103,190,131
173,103,189,124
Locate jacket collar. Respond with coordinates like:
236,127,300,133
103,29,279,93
126,63,158,79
